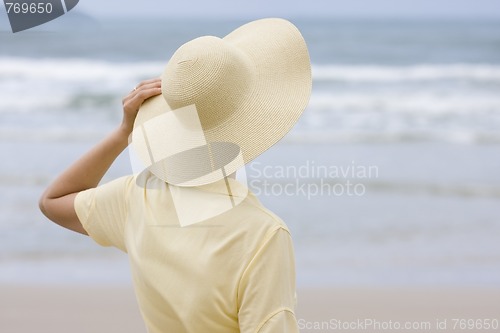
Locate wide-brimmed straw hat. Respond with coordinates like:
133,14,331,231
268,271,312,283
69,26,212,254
131,18,312,187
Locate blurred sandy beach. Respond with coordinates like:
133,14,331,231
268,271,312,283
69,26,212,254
2,285,499,333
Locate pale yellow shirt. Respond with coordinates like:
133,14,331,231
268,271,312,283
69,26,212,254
74,172,299,333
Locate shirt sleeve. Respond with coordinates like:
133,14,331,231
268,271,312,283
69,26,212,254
238,226,299,333
74,175,134,252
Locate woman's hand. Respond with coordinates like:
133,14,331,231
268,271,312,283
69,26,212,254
121,78,162,135
39,79,162,235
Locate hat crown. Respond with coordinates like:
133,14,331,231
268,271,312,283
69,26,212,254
162,36,254,129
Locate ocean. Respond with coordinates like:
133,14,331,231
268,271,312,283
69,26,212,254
1,17,499,287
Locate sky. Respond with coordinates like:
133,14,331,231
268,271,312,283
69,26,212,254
1,0,499,32
75,0,500,19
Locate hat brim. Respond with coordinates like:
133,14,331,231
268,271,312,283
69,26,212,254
135,18,311,183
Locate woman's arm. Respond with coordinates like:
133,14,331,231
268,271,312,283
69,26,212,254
39,78,161,234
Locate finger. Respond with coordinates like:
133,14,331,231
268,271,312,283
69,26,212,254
126,81,161,101
132,86,163,104
125,86,162,112
126,78,160,100
136,80,161,92
135,78,161,90
124,80,161,103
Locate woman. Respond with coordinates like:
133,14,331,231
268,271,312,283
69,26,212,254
39,18,311,333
